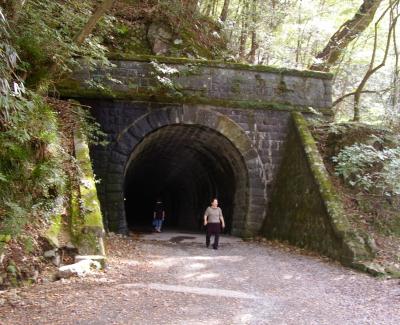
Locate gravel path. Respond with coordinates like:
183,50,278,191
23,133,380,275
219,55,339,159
1,231,399,325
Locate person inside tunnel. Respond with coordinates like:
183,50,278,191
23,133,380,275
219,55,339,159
153,198,165,232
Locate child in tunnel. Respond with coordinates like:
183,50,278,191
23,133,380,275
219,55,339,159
153,198,165,232
204,198,225,249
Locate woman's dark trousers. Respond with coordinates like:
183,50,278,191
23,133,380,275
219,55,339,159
206,223,221,249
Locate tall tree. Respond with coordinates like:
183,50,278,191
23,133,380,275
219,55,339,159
352,1,400,121
204,0,213,16
246,0,258,63
331,1,400,121
238,1,249,60
220,0,230,22
310,0,383,72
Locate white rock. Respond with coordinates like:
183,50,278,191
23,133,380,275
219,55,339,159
65,242,75,249
75,255,106,267
44,249,57,258
52,255,61,267
58,259,101,279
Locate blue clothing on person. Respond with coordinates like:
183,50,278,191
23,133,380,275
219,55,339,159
154,218,163,231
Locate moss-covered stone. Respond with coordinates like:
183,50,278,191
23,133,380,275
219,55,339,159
45,214,62,248
107,53,333,80
58,82,333,116
71,133,106,256
59,56,333,117
70,187,80,236
263,112,374,268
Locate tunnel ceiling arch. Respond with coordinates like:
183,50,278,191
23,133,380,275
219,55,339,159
101,104,267,236
124,124,247,232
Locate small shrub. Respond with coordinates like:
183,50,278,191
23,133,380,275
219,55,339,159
333,142,400,197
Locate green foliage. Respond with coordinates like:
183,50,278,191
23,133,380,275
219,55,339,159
70,102,108,146
106,0,227,59
0,94,67,237
115,23,130,36
0,7,67,243
21,236,34,254
148,60,183,97
12,0,114,88
333,141,400,196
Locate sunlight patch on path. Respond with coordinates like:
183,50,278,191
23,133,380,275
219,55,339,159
118,282,259,300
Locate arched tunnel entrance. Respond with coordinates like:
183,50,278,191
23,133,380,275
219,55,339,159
124,124,249,233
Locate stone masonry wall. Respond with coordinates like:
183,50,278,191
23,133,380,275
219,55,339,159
83,100,291,235
262,113,373,265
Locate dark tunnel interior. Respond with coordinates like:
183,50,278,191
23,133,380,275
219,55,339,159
124,124,248,233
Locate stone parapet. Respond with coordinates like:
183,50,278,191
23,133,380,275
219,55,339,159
59,55,333,115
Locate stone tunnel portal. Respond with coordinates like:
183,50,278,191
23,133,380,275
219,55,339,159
123,124,249,233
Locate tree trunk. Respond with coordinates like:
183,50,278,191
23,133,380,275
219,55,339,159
351,2,399,121
37,0,115,93
247,30,258,63
388,11,399,126
74,0,115,45
353,91,362,121
245,0,258,63
238,21,248,59
220,0,230,22
238,2,249,60
204,0,213,16
182,0,198,16
228,0,242,42
310,0,383,72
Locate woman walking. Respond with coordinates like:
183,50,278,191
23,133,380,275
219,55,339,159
203,198,225,249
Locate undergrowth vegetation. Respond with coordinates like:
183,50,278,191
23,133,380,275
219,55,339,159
333,143,400,198
13,0,113,89
312,121,400,272
0,94,66,247
1,7,65,252
0,2,108,286
107,0,228,59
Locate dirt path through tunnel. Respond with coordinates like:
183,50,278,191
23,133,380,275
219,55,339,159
1,232,400,324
